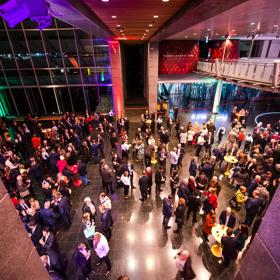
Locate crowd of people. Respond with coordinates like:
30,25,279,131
0,104,279,279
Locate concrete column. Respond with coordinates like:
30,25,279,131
0,180,50,280
108,40,124,118
235,186,280,280
147,42,159,114
212,79,223,114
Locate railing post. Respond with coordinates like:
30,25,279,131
215,58,220,76
273,60,280,87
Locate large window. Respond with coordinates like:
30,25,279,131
0,18,113,116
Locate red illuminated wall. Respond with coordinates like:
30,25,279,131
108,40,124,118
211,40,240,59
158,40,199,75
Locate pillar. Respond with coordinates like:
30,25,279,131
147,42,159,114
108,40,124,118
235,186,280,280
0,180,50,280
212,79,223,114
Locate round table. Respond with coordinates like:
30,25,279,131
224,155,238,176
210,224,228,258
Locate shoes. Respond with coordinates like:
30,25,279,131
105,271,110,276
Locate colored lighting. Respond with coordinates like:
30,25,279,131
112,15,117,19
153,15,159,18
101,72,105,82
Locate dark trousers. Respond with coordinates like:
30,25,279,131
195,145,203,156
156,183,161,192
186,208,198,223
163,215,171,227
245,212,256,226
140,190,147,200
123,184,129,197
105,182,114,194
98,255,112,271
170,164,177,173
103,228,112,242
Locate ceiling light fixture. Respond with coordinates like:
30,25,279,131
250,22,255,25
193,33,197,35
146,29,149,32
112,15,117,19
215,33,219,35
185,35,188,38
162,0,170,2
274,24,279,27
116,24,121,27
102,0,109,2
207,28,211,31
149,24,153,27
153,15,159,18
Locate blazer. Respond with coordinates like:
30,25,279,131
139,175,149,192
101,209,113,231
39,208,57,228
219,211,236,228
30,224,43,248
221,236,238,260
43,232,59,253
162,198,172,218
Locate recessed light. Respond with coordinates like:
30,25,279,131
193,33,197,35
250,22,255,25
274,24,279,27
232,29,236,32
185,35,188,38
153,15,159,18
116,24,121,27
146,29,149,32
102,0,109,2
162,0,170,2
233,33,237,36
112,15,117,19
144,33,146,36
149,24,153,27
215,33,219,35
207,28,211,31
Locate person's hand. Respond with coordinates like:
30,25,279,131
39,239,44,245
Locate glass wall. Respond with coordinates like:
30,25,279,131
0,18,113,116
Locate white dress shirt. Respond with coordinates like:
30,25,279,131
94,233,109,258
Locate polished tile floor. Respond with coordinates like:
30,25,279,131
56,99,277,280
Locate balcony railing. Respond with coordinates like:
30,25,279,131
196,58,280,88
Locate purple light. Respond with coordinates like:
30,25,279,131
0,0,51,29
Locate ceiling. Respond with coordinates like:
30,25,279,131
155,0,280,40
78,0,188,41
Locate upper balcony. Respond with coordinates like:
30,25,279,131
196,58,280,92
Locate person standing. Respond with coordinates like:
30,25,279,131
100,205,113,241
174,198,186,234
72,243,92,279
244,190,263,226
120,170,130,199
188,157,198,177
155,166,165,193
202,209,216,242
217,124,226,143
138,171,149,201
174,250,196,280
221,228,238,267
93,232,111,276
169,147,179,173
162,195,173,229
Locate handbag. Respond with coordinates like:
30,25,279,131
229,195,240,210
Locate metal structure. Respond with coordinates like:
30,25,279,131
0,18,113,116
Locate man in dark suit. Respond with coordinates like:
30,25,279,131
155,166,165,193
39,227,60,255
100,206,113,241
162,195,173,229
138,171,149,201
221,228,238,267
28,219,43,253
57,194,72,228
39,201,57,232
219,207,236,228
245,190,263,226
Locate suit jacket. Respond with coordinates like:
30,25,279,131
30,224,43,248
58,196,71,217
155,170,163,184
221,236,238,259
48,250,68,279
43,232,59,253
101,209,113,231
162,198,172,218
39,208,57,228
139,175,149,192
219,211,236,228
